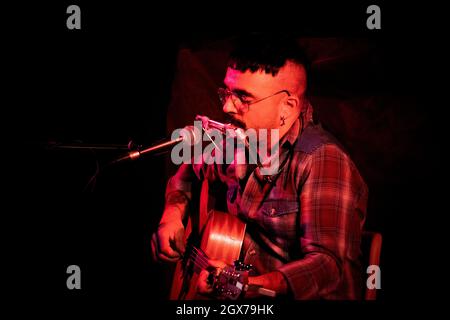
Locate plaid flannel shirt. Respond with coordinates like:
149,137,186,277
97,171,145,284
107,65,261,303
165,117,368,300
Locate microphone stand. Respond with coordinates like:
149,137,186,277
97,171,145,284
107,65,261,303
111,136,184,163
47,142,130,151
47,115,243,191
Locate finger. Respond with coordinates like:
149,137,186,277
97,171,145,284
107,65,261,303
197,270,214,294
154,232,181,262
157,251,182,263
169,237,184,258
174,228,186,256
161,242,181,259
158,234,181,259
152,234,179,263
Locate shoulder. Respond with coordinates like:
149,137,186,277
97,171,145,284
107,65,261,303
294,122,347,156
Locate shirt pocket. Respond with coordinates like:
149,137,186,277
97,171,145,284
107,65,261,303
261,199,299,217
258,199,299,243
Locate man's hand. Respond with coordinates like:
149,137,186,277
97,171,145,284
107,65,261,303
151,220,186,263
197,259,227,296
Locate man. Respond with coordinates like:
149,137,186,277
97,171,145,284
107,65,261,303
151,34,368,299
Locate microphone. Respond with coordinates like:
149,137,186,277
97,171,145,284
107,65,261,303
195,114,246,141
112,125,200,163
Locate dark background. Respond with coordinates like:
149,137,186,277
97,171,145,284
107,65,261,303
6,1,443,316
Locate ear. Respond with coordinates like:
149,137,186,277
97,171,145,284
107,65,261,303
280,95,300,119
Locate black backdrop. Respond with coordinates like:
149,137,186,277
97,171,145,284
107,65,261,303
6,1,443,316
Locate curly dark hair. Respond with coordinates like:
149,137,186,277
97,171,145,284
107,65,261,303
228,33,310,78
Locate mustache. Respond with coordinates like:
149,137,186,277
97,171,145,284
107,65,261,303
225,115,246,130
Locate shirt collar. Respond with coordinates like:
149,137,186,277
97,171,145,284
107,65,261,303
280,100,314,148
280,117,300,149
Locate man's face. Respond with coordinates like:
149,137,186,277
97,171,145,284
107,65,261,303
222,68,286,131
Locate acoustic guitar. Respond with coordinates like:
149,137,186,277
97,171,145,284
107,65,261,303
167,171,259,300
169,172,277,300
169,208,249,300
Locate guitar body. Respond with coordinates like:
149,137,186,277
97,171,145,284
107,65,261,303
169,181,246,299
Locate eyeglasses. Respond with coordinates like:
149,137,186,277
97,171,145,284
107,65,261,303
218,87,290,112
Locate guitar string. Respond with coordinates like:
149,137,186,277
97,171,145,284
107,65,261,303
188,247,211,270
189,257,209,273
191,246,208,260
193,246,213,266
191,246,212,267
189,253,208,268
189,250,208,265
190,246,208,262
190,259,208,272
185,246,208,264
189,249,210,269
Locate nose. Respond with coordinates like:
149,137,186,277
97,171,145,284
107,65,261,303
222,97,238,114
